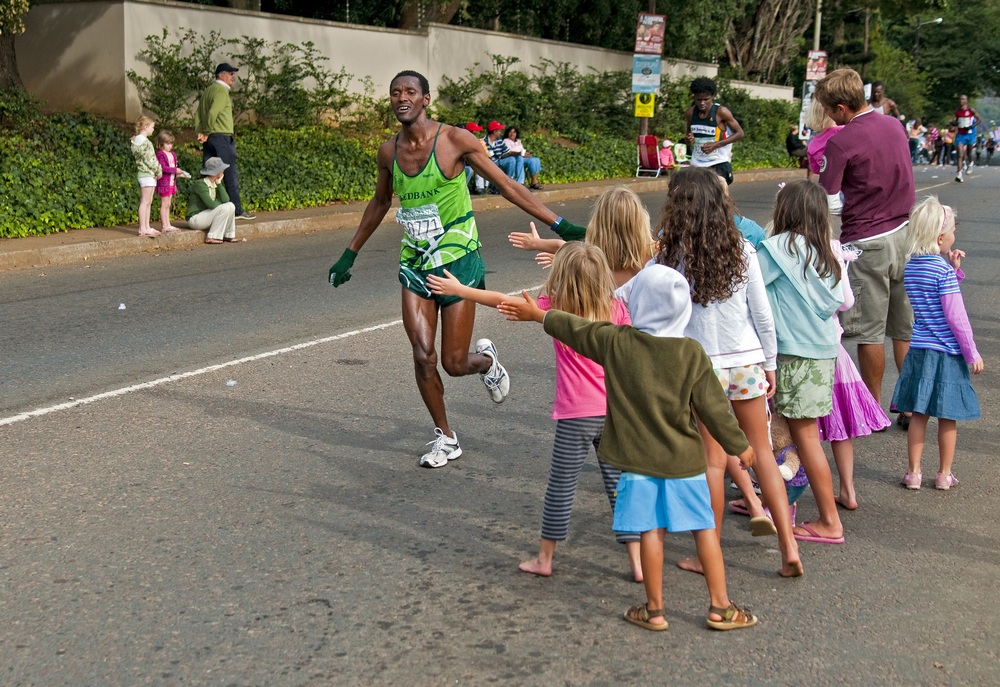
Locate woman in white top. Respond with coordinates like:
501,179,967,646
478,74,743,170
504,126,543,189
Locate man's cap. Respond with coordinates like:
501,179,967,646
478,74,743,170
487,121,505,132
465,121,483,132
215,63,239,76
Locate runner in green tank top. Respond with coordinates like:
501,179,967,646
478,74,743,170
327,71,582,469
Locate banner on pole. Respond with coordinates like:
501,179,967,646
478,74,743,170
632,55,661,94
634,13,666,55
806,51,828,81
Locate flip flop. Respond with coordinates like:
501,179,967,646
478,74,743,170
750,515,777,537
727,499,751,516
793,523,844,545
205,238,224,244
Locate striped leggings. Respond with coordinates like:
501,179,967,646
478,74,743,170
540,416,640,544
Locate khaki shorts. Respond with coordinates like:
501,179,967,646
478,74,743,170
774,354,835,419
839,228,913,344
399,250,486,308
714,364,768,401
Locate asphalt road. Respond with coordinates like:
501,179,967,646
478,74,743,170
1,172,998,685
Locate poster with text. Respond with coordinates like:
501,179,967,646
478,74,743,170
634,13,666,55
806,50,828,81
632,55,661,94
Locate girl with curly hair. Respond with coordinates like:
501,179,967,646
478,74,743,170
655,166,803,578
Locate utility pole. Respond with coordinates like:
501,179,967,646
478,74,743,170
639,0,656,137
814,0,822,51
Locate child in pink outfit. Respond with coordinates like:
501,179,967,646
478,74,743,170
155,130,190,233
427,242,643,580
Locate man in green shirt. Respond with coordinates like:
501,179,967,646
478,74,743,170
194,63,254,220
327,70,583,468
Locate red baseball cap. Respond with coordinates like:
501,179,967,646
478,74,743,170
487,121,505,132
465,121,483,132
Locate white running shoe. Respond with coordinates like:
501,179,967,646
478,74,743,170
420,428,462,468
476,338,510,403
956,172,964,183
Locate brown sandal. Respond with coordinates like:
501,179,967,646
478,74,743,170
707,602,758,631
623,603,668,631
205,238,224,244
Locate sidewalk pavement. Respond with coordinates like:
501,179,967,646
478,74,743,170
0,169,801,272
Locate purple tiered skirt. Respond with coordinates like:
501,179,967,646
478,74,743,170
817,344,891,442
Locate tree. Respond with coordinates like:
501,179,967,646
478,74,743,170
0,0,29,90
725,0,816,82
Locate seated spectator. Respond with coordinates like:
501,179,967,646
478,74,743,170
503,125,544,189
786,125,808,169
659,139,676,170
485,121,520,191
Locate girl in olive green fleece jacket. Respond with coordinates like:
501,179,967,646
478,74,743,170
499,263,758,633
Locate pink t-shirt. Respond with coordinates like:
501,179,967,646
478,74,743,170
806,125,843,175
538,294,631,420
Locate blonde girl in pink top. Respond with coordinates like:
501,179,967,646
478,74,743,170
428,242,642,581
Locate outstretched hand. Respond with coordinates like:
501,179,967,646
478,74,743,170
509,222,544,251
535,252,554,269
497,290,544,323
426,269,461,296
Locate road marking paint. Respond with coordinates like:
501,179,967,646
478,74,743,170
0,285,545,427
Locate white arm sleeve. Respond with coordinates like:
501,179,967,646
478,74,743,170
827,192,844,216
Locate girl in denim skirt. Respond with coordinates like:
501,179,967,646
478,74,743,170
892,197,983,491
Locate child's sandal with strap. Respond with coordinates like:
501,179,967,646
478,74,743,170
623,603,668,631
707,602,758,631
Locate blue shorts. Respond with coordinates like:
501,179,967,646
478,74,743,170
612,473,715,533
954,132,976,147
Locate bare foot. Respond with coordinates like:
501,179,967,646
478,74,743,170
836,495,858,510
779,560,804,578
676,556,704,575
518,557,552,577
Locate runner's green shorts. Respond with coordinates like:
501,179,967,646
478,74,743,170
398,250,486,308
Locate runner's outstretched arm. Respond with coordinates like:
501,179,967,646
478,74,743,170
458,129,586,241
329,143,394,287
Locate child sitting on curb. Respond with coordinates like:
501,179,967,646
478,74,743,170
499,263,758,632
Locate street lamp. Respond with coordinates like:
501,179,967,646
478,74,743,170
913,17,943,66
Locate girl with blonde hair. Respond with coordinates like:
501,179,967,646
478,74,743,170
427,242,643,580
508,185,654,289
893,197,983,491
130,115,162,237
804,98,843,180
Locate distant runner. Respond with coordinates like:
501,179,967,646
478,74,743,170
952,94,979,183
684,78,744,185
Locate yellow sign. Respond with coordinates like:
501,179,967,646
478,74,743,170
635,93,655,118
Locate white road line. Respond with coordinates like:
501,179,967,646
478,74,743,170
1,285,545,427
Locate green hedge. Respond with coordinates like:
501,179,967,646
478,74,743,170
0,86,795,238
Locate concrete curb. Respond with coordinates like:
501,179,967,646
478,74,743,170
0,168,802,272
